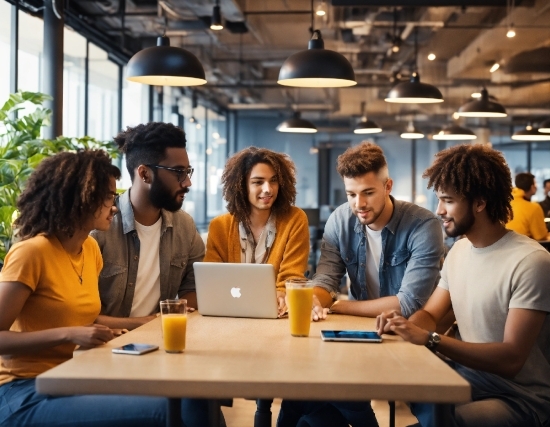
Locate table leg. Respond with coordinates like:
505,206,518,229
208,399,221,427
167,398,183,427
254,399,273,427
434,403,452,427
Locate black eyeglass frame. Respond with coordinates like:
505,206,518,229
146,164,194,183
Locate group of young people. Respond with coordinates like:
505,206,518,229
0,121,548,427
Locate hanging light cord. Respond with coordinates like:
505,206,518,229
414,26,418,73
311,0,314,34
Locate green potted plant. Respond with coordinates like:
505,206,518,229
0,91,118,262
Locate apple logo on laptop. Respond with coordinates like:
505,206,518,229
230,287,241,298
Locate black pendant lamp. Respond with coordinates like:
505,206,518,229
385,28,443,104
539,118,550,133
126,36,207,86
511,124,550,141
354,102,382,134
276,112,317,133
457,88,506,118
433,124,477,141
278,29,356,87
210,0,223,31
400,121,424,139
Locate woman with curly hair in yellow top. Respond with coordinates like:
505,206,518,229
204,146,310,317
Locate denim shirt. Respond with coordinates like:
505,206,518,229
313,196,443,318
90,190,205,317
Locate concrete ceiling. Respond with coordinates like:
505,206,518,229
68,0,550,132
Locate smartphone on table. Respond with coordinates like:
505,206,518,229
320,330,383,343
112,343,159,355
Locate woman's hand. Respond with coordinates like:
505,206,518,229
277,291,288,317
66,324,115,347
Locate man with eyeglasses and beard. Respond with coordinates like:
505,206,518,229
91,122,203,331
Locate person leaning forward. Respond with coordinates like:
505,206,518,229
277,142,444,427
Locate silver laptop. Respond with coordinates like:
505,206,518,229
193,262,279,319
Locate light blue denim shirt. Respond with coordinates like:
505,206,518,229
313,196,444,318
90,190,205,317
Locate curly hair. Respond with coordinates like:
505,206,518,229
222,147,297,225
115,122,187,180
422,144,513,224
15,150,121,240
336,142,388,178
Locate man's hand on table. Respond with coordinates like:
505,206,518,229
376,310,429,345
311,295,329,321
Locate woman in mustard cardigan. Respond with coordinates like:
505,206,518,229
204,147,310,316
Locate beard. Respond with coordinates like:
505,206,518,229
149,177,189,212
443,206,475,238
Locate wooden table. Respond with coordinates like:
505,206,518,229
37,313,470,427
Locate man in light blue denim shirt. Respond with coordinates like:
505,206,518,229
278,142,443,427
311,141,444,320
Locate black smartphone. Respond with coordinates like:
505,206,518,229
320,330,383,343
112,343,159,355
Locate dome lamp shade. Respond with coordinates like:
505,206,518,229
278,30,356,88
400,121,424,139
385,72,443,104
126,36,207,86
457,88,507,118
433,124,477,141
354,116,382,134
539,118,550,133
511,125,550,141
276,112,318,133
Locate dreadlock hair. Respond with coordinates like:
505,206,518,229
514,172,535,192
222,147,297,226
336,142,388,179
422,144,513,224
114,122,187,180
15,150,121,240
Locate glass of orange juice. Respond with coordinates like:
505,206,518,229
160,299,187,353
285,279,313,337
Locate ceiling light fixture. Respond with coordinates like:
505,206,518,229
385,28,443,104
278,0,356,88
511,125,550,141
276,112,318,133
315,0,327,17
457,88,507,118
210,0,223,31
539,118,550,133
506,25,516,38
490,62,500,73
427,53,436,61
400,121,424,139
471,92,481,98
433,124,477,141
354,102,382,134
126,35,207,86
506,0,516,38
278,30,356,88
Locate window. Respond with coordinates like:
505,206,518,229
0,1,11,102
63,28,86,137
18,10,43,93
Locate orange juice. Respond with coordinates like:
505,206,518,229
162,313,187,353
287,286,313,337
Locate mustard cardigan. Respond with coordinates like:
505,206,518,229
204,207,310,291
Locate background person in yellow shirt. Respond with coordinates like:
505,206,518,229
505,172,549,240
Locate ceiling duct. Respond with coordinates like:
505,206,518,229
504,47,550,74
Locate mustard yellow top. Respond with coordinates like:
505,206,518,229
205,207,310,291
506,187,548,240
0,235,102,386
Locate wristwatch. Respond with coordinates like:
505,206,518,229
425,331,441,350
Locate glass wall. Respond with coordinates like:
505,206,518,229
206,109,227,219
18,10,43,94
63,28,86,137
88,43,118,141
0,1,10,102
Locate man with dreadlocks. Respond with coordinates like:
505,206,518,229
377,144,550,427
204,146,309,316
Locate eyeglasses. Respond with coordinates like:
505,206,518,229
104,192,118,208
146,164,194,183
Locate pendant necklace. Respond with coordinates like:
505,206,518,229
65,249,85,285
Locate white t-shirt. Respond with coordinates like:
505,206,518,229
439,231,550,417
130,217,162,317
365,225,382,300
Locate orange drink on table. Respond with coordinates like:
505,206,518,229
160,299,187,353
286,279,313,337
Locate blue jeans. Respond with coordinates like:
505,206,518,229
277,400,379,427
0,379,223,427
